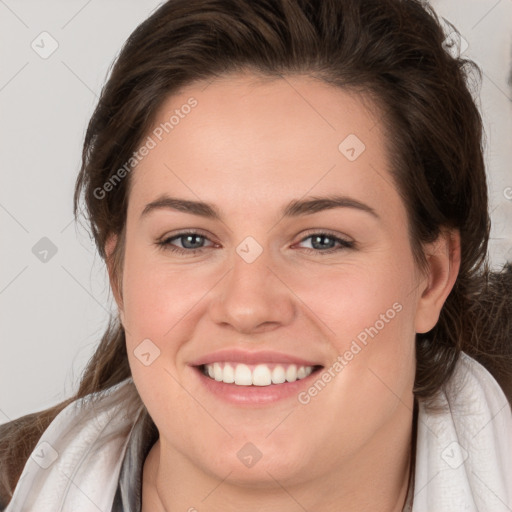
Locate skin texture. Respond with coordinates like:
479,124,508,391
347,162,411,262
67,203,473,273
106,73,460,512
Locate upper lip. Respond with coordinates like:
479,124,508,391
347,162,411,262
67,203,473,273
189,349,323,367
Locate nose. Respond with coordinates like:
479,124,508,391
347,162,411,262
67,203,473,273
207,247,296,335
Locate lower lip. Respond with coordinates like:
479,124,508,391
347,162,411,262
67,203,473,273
192,366,322,406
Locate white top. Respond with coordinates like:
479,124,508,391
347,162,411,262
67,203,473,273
4,352,512,511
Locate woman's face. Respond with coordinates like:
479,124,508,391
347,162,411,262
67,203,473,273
115,73,432,487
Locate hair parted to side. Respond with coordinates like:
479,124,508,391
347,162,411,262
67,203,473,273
1,0,511,505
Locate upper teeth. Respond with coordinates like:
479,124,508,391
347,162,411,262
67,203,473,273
203,362,314,386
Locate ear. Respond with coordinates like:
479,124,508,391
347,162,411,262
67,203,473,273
105,234,125,324
414,228,461,334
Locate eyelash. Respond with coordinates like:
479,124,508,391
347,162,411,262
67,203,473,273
156,230,354,256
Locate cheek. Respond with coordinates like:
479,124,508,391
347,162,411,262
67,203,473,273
121,241,217,343
288,250,417,350
120,242,210,422
286,248,418,410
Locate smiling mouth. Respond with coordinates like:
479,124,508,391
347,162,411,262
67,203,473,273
199,362,323,386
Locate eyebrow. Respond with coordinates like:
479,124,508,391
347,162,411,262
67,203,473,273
140,194,380,220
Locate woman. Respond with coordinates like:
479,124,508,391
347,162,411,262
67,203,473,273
1,0,511,510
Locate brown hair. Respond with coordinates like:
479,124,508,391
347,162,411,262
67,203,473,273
2,0,511,504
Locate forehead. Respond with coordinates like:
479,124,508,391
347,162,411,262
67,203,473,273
129,73,400,218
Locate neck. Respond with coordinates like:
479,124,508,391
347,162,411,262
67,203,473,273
142,402,416,512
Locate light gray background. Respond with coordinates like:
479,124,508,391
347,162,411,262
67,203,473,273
1,0,511,424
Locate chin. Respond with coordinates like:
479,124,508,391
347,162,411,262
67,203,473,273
198,437,317,489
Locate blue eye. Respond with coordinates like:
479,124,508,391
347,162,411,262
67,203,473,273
156,231,354,256
297,233,354,254
157,232,213,254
